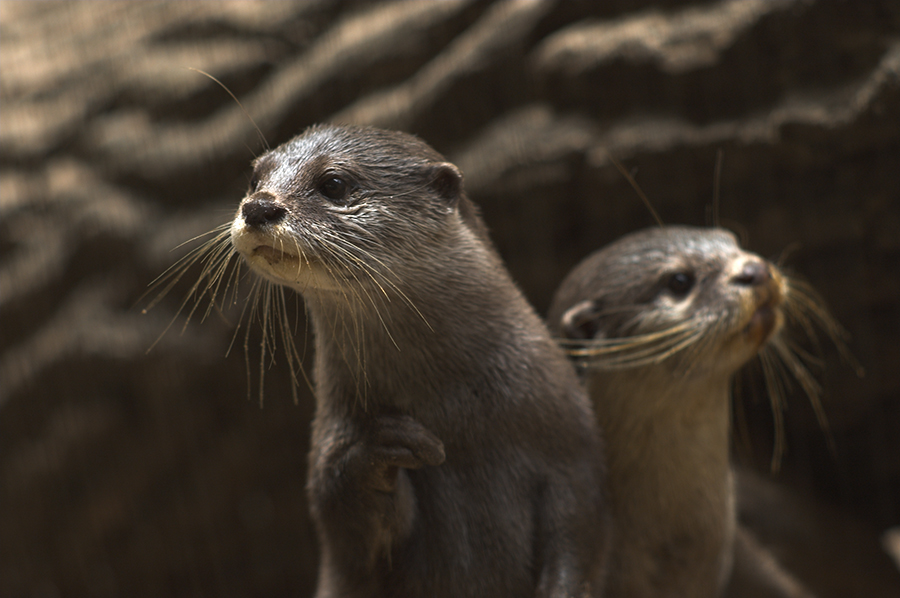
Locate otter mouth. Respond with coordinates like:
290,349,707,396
252,244,302,266
744,300,782,345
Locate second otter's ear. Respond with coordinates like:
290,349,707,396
560,299,604,340
427,163,463,206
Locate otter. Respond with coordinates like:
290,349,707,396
547,225,816,598
229,124,610,598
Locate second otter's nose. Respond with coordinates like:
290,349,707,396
242,194,286,227
731,260,771,287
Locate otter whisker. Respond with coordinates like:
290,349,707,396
783,280,831,349
609,154,664,228
758,345,789,471
769,335,837,460
572,344,687,367
679,315,726,375
149,222,233,291
584,340,704,369
558,320,696,352
260,241,307,397
561,320,697,356
784,278,863,377
559,319,696,350
181,230,232,287
187,67,269,152
197,245,241,322
224,246,248,309
326,261,376,400
317,228,433,332
319,235,398,299
142,224,232,312
307,242,378,401
180,240,239,331
228,274,286,405
256,281,273,407
144,227,236,352
243,243,311,406
251,278,306,407
566,325,706,369
225,273,263,358
730,366,755,465
275,284,313,403
316,234,393,304
335,219,385,247
315,236,389,346
144,220,302,405
241,277,266,388
623,329,708,368
173,221,234,252
315,235,405,352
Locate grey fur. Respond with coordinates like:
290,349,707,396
231,124,610,598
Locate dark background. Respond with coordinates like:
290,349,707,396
2,1,899,596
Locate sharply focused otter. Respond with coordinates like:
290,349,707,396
226,124,609,597
548,226,822,598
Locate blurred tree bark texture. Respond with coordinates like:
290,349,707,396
2,1,899,596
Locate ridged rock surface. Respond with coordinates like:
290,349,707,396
2,1,899,596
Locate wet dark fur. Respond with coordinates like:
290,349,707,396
232,125,610,597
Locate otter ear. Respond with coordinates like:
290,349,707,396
427,162,462,206
560,299,605,341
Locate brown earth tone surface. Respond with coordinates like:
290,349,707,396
2,1,899,596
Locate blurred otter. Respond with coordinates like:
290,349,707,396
548,225,821,597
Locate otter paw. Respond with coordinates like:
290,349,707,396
364,414,445,469
343,414,445,492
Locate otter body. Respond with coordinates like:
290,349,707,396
548,226,812,598
230,125,609,598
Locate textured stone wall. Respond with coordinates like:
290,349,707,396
2,1,899,595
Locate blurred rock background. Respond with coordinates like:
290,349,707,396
2,1,898,596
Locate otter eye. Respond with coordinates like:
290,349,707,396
248,173,260,193
319,176,350,203
666,272,695,297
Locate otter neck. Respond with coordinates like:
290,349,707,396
588,365,735,596
300,232,536,416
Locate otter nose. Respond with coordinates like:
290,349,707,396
242,194,286,227
731,260,770,287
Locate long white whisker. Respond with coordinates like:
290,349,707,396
144,227,235,352
770,336,837,459
784,278,864,377
565,325,706,369
318,229,433,332
758,347,788,471
315,235,403,352
559,321,695,353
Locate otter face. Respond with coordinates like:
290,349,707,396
550,226,786,375
230,124,464,295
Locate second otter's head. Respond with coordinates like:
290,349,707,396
548,226,786,377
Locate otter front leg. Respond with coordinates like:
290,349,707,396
342,414,446,493
308,414,445,597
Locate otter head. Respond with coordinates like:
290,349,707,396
230,124,485,297
548,226,786,377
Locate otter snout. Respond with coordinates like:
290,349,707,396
731,260,771,287
733,258,785,348
242,193,286,227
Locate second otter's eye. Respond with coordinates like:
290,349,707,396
666,272,695,297
248,173,260,193
319,176,350,203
